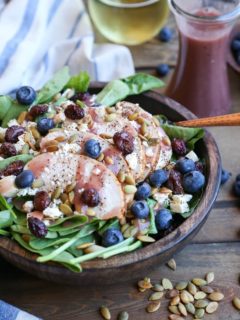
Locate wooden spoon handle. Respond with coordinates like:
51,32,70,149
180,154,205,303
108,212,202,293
176,113,240,127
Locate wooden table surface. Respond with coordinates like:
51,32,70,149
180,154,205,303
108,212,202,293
1,17,240,320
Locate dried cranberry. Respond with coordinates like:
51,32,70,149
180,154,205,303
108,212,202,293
34,191,51,211
113,131,134,155
70,92,92,104
165,169,184,194
28,104,48,119
28,217,48,238
0,142,17,157
195,161,204,173
64,103,85,120
81,188,100,207
171,138,187,156
5,126,25,143
3,160,24,176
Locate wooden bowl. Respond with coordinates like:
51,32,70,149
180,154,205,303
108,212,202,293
0,85,221,285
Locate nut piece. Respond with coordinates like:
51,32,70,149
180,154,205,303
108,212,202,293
232,297,240,311
175,281,188,291
206,272,215,284
208,292,224,302
149,292,164,301
168,306,180,315
200,285,214,294
195,308,205,319
206,301,219,314
138,277,152,290
194,291,207,300
162,278,173,290
152,284,164,292
195,299,209,308
170,296,180,306
168,315,185,320
188,282,197,296
192,278,207,287
185,303,195,315
166,289,179,299
167,258,177,271
117,311,129,320
146,301,161,313
100,306,111,320
178,302,187,317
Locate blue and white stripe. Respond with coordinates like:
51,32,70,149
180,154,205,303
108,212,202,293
0,0,134,94
0,300,41,320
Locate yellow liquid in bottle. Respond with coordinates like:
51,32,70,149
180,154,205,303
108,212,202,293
88,0,169,45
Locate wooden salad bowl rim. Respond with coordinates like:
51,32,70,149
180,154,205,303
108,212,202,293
0,85,222,283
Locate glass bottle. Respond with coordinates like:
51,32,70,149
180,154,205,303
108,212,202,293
166,0,240,117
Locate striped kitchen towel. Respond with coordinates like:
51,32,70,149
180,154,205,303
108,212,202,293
0,0,134,94
0,300,41,320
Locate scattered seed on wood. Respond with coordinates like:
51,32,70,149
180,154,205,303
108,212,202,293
167,259,177,271
146,301,161,313
195,299,209,309
175,281,188,291
166,289,179,299
100,306,111,320
206,272,215,284
168,315,185,320
185,303,195,315
149,291,164,301
192,278,207,287
178,302,187,317
194,291,207,300
138,278,152,290
168,305,181,315
162,278,173,290
180,290,194,304
200,285,214,294
170,295,180,306
232,297,240,311
117,311,129,320
208,292,224,301
206,301,219,314
152,284,164,292
187,282,197,296
195,308,205,319
138,287,146,293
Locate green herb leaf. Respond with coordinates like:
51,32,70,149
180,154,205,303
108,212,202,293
122,73,164,95
161,122,205,149
0,229,10,236
0,154,33,170
1,102,28,128
147,198,158,235
0,96,12,120
0,210,13,228
0,195,17,219
48,215,88,232
29,236,71,250
36,67,70,104
65,71,90,93
96,79,130,106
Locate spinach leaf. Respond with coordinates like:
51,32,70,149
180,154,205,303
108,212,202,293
147,198,158,235
11,225,31,234
0,210,13,228
29,236,71,250
65,71,90,93
96,80,129,106
161,122,205,149
122,73,164,95
0,154,33,170
0,195,17,219
48,215,88,232
35,67,70,104
0,96,12,120
102,239,142,259
67,234,95,257
0,229,10,236
1,102,28,127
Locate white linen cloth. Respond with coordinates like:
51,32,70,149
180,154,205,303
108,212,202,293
0,0,135,94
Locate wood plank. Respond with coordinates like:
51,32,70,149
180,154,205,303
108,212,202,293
0,243,239,320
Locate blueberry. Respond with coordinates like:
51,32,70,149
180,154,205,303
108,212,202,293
16,86,36,105
149,169,169,188
37,118,55,136
155,208,173,231
221,169,231,185
159,27,173,42
175,158,195,174
156,64,170,77
233,180,240,197
236,174,240,182
130,200,149,219
182,170,205,193
135,182,151,200
102,228,124,247
231,39,240,51
15,170,34,188
84,139,101,159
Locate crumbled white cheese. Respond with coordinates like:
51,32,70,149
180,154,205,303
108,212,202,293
7,119,19,127
14,134,26,152
78,123,89,132
186,150,199,162
54,112,66,123
59,143,81,154
125,153,138,170
22,201,34,213
43,204,63,219
145,147,154,157
170,201,190,214
17,187,38,196
172,194,193,203
0,127,7,137
93,167,101,175
153,192,170,207
62,89,75,99
0,156,4,161
43,219,51,226
142,141,149,147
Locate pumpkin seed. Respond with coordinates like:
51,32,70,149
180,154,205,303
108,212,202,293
125,175,135,185
138,277,152,290
32,178,44,188
60,193,68,203
166,289,179,299
162,136,171,146
153,116,160,126
232,297,240,311
170,296,180,306
206,301,219,314
208,292,224,301
149,291,164,301
128,112,139,121
152,284,164,292
17,111,27,124
46,144,59,152
136,116,145,125
175,281,188,291
192,278,207,287
123,226,138,238
137,235,155,243
51,187,62,199
185,303,195,315
86,208,96,217
162,278,173,290
138,287,146,293
167,258,177,271
178,303,187,317
30,127,41,140
195,308,205,319
168,306,180,315
117,311,129,320
146,301,161,313
188,282,197,296
180,290,194,304
140,122,147,135
206,272,215,284
76,242,94,249
121,224,130,233
117,171,125,183
68,191,75,204
68,134,78,143
105,113,117,122
105,156,114,165
200,285,214,294
106,107,116,114
59,203,73,216
65,182,76,193
54,136,65,142
85,244,104,253
194,291,207,300
124,185,137,194
100,306,111,320
22,234,31,243
168,315,185,320
97,153,105,161
195,299,209,309
119,217,126,226
21,143,30,154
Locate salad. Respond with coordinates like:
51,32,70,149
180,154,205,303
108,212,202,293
0,68,205,272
